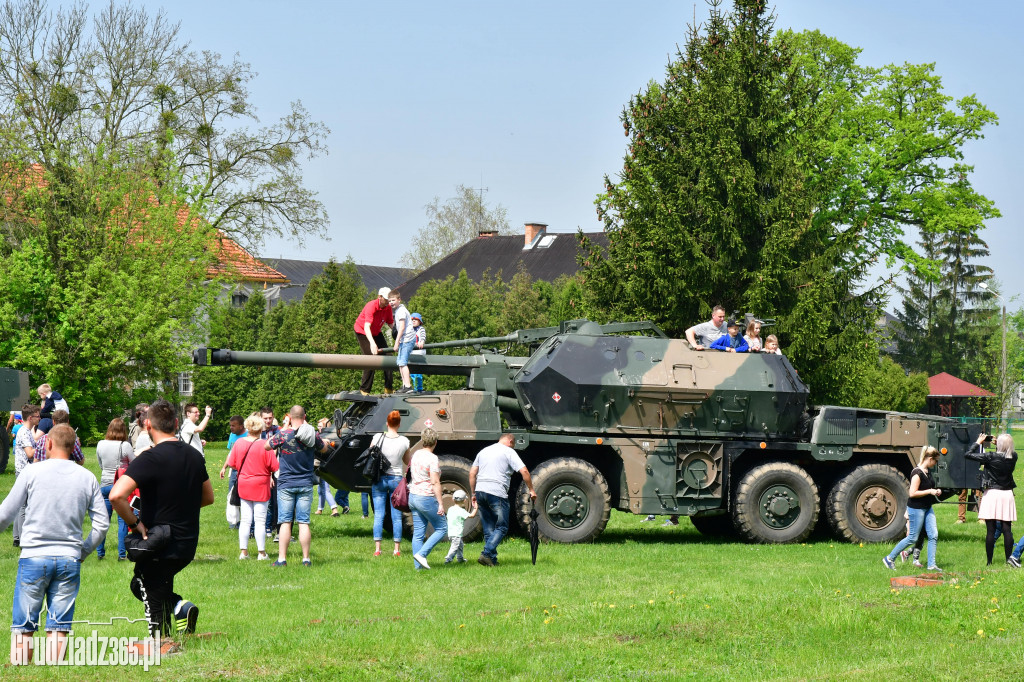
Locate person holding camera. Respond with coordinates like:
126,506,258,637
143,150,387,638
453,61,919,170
966,433,1017,566
883,446,943,572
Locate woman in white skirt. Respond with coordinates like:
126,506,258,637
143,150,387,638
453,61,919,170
965,433,1018,565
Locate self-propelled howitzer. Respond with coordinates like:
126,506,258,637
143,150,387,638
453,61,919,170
194,320,980,545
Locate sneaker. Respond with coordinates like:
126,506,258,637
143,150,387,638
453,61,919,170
478,554,495,567
239,551,249,560
927,565,943,573
341,507,350,515
272,560,287,567
13,539,18,547
413,554,430,569
257,553,270,561
641,515,656,522
912,559,923,568
1008,556,1021,568
444,557,453,564
362,514,369,519
955,519,965,524
302,559,311,567
373,549,382,556
457,557,466,563
174,600,199,635
331,509,340,517
273,534,279,543
899,550,909,564
882,556,896,570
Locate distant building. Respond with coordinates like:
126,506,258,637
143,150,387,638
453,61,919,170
926,372,996,418
259,258,410,306
394,222,608,300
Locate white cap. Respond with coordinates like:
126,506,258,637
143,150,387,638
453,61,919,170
378,287,391,298
452,490,467,501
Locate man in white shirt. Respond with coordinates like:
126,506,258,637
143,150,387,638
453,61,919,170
469,434,536,566
685,306,728,350
179,403,211,459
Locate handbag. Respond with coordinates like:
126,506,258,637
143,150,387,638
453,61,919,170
124,524,172,562
229,439,258,506
391,470,411,512
355,433,388,482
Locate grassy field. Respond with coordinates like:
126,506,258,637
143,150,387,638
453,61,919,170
1,442,1024,680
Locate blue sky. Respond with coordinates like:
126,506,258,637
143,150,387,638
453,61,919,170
125,0,1022,302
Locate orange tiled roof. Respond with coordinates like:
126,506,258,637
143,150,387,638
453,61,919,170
10,165,287,284
206,229,288,283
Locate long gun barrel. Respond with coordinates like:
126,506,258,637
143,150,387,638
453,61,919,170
193,348,515,376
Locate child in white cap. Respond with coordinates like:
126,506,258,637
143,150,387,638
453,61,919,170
444,490,477,564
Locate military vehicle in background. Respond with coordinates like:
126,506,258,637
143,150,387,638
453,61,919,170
0,368,31,473
194,320,981,545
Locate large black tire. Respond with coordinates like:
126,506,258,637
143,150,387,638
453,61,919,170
437,455,481,542
515,457,610,544
826,464,908,543
689,513,736,537
733,462,819,544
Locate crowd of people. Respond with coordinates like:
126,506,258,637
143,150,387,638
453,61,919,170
0,296,1020,663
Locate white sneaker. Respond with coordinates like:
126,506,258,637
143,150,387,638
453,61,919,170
239,552,249,560
641,515,656,522
413,554,430,569
257,553,270,561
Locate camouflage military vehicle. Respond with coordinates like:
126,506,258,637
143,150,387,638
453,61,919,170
194,320,981,545
0,368,31,473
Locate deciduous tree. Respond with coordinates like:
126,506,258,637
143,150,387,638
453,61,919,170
402,185,512,273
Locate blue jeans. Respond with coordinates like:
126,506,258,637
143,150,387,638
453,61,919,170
475,490,509,562
317,477,337,511
888,506,938,567
372,475,404,542
96,484,114,558
410,493,447,569
1012,533,1024,561
335,490,370,515
277,487,313,524
12,556,81,632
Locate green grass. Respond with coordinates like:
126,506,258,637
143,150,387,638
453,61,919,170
2,443,1024,680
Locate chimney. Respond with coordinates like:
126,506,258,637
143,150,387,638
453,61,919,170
478,230,498,238
524,222,548,247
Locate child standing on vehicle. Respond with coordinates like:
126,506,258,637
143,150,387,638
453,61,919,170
444,490,477,563
410,313,427,392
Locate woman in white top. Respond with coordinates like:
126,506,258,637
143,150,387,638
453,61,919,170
95,418,134,559
408,428,447,570
372,410,411,557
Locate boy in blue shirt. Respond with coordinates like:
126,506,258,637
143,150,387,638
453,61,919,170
709,319,749,353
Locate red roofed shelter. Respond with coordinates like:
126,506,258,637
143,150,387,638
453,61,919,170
926,372,996,418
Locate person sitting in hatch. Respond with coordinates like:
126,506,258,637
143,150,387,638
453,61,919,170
709,319,749,353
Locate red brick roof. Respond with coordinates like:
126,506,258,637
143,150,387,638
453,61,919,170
11,165,287,284
927,372,995,397
206,229,288,283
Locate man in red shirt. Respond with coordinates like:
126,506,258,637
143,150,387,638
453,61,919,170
354,287,395,394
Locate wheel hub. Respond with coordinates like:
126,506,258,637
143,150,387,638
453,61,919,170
545,483,590,529
758,484,800,529
855,485,897,530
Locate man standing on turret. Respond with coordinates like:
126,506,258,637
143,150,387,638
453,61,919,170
354,288,395,395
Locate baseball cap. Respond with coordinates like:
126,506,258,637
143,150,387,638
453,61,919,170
452,490,467,501
378,287,391,298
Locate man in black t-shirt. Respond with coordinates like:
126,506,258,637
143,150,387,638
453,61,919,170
110,399,214,640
